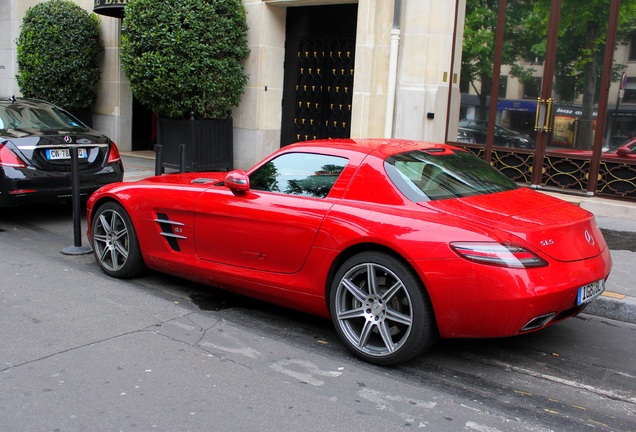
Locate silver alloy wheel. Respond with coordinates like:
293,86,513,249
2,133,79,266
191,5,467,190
93,208,130,272
333,262,413,357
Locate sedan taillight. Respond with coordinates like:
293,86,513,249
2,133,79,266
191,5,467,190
107,141,121,164
450,242,548,268
0,144,27,168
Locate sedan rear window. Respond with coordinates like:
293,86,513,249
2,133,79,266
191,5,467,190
385,148,518,201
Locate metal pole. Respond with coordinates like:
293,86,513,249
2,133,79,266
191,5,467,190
62,146,93,255
485,0,508,163
531,0,562,187
155,117,164,175
384,0,401,138
154,144,164,175
180,144,186,173
587,0,621,195
445,0,462,145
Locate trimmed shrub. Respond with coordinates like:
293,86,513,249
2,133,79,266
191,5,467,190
16,0,103,111
120,0,250,119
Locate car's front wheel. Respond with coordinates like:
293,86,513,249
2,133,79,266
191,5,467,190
329,251,437,366
91,201,144,278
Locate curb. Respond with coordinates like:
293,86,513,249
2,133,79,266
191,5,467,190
583,293,636,325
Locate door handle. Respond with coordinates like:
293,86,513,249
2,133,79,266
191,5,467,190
534,98,554,132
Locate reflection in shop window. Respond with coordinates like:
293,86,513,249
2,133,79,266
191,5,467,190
629,32,636,61
522,77,542,99
499,75,508,99
623,78,636,103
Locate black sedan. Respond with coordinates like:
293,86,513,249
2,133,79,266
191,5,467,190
458,119,535,149
0,97,123,207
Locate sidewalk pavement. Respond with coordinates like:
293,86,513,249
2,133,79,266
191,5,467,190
119,151,636,326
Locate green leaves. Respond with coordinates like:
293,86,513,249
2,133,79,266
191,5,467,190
15,0,103,111
120,0,250,119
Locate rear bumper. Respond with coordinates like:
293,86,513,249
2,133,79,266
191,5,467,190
414,247,613,338
0,162,124,207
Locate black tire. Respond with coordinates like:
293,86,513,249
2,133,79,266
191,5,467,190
91,201,145,278
329,251,437,366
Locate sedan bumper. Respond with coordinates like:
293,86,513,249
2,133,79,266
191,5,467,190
0,162,124,207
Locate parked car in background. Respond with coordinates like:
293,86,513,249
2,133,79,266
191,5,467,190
552,137,636,159
456,129,475,144
603,138,636,159
87,138,610,366
0,97,123,207
459,119,535,149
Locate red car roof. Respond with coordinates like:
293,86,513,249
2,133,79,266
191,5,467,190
282,138,458,159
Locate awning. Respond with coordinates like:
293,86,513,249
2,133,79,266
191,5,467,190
555,106,598,118
93,0,127,19
496,99,536,112
608,105,636,118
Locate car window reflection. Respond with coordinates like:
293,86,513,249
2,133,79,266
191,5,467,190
250,153,348,198
386,149,518,201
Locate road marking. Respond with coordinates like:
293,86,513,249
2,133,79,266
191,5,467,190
465,422,504,432
270,359,342,386
198,332,261,359
602,291,626,299
468,356,636,404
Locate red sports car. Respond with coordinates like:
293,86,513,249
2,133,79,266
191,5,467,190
550,137,636,159
87,139,612,365
604,138,636,159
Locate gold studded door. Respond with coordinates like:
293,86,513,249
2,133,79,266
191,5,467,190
292,38,355,143
281,4,358,147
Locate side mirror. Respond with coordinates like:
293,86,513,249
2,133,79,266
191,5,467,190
225,170,250,193
617,148,629,157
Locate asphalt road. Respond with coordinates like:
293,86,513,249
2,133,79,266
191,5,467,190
1,203,635,432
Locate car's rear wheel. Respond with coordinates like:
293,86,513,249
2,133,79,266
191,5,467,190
330,251,436,365
91,202,144,278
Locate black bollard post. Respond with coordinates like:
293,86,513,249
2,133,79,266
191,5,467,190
62,146,93,255
154,144,164,176
179,144,186,173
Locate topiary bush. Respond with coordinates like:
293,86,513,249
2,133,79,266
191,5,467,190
120,0,250,119
15,0,103,112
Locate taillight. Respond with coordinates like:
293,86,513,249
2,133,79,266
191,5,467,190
450,242,548,268
0,144,27,168
107,141,121,163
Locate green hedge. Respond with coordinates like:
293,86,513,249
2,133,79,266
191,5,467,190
120,0,250,119
16,0,102,111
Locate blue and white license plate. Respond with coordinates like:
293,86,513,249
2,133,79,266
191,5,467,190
577,279,605,305
46,148,88,160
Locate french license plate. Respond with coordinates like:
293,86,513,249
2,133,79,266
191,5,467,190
46,148,88,160
577,279,605,305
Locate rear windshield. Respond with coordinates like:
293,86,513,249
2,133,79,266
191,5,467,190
385,148,518,201
0,105,86,131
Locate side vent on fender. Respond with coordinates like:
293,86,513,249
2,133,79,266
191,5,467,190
155,213,186,252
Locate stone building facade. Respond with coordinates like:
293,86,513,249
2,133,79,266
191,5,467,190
1,0,462,170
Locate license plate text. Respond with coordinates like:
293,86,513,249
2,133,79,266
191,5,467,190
577,279,605,305
46,148,88,160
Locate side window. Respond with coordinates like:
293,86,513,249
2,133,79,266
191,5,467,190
250,153,348,198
